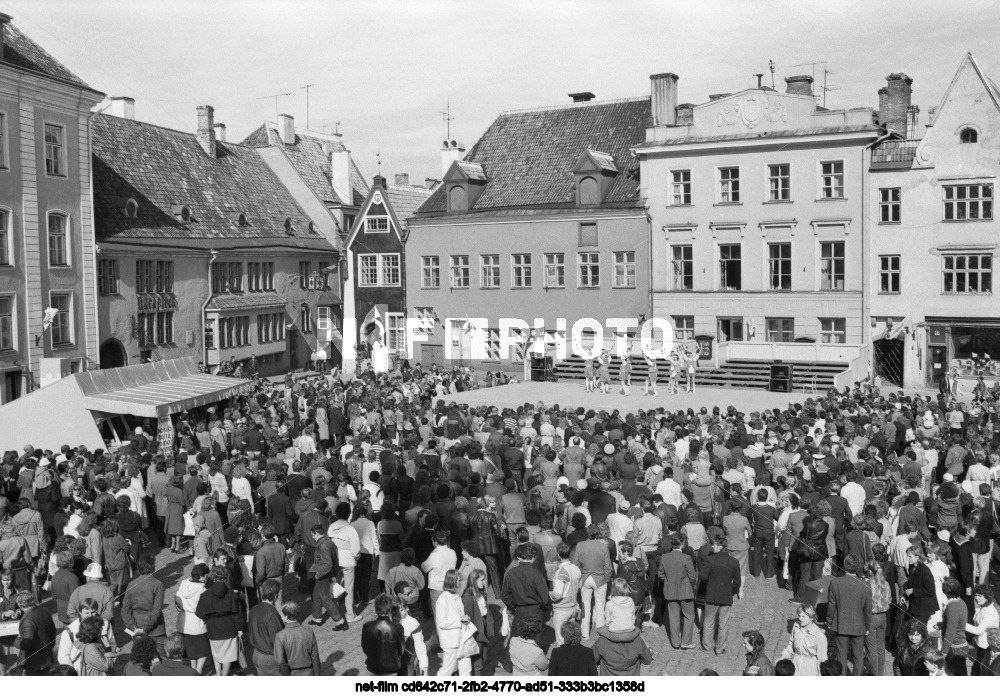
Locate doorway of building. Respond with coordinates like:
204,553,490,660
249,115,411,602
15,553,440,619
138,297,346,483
2,370,21,404
718,317,745,343
873,338,905,387
289,331,299,371
99,339,128,369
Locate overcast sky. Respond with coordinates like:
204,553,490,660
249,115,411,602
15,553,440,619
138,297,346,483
4,0,1000,186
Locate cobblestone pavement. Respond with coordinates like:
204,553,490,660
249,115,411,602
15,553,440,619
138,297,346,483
76,544,888,676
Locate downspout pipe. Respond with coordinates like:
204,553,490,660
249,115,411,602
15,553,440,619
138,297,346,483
202,249,218,369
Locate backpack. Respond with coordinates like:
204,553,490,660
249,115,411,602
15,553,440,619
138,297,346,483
616,558,647,600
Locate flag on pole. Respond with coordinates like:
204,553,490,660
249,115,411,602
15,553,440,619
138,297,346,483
42,307,59,331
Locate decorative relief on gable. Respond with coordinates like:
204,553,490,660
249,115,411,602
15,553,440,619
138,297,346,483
717,94,788,129
373,191,384,205
914,144,935,168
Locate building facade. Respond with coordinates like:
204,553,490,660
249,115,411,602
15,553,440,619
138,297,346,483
869,55,1000,388
0,15,104,401
407,94,651,370
635,73,879,365
92,103,340,377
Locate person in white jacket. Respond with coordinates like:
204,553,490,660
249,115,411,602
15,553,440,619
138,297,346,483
58,597,117,669
397,596,428,675
328,502,361,621
174,564,210,674
435,570,471,676
421,530,457,609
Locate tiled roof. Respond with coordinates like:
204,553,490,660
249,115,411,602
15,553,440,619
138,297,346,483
587,149,618,173
637,123,879,148
206,292,287,312
871,138,920,168
385,184,433,227
91,114,333,249
240,124,369,206
1,22,92,89
454,161,487,182
416,96,649,215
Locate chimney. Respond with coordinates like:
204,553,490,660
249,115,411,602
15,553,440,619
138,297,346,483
709,93,732,101
884,73,913,134
877,87,889,125
650,73,678,127
394,173,409,187
906,105,920,139
676,103,695,126
196,105,216,157
330,149,352,205
278,113,295,146
0,14,11,62
213,122,226,143
108,96,135,120
569,92,595,103
440,139,466,178
784,74,814,97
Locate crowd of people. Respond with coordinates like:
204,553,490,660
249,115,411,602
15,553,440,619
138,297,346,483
2,358,1000,677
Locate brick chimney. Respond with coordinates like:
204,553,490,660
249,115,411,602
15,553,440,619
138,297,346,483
676,104,695,126
196,105,216,157
0,14,11,62
650,73,678,127
214,123,226,143
569,92,595,103
877,87,888,126
330,149,352,205
108,96,135,120
784,75,814,97
884,73,912,134
278,113,295,146
394,173,409,186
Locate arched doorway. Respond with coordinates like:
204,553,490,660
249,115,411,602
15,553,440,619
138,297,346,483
99,339,127,369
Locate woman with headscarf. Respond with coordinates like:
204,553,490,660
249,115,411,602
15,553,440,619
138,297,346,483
165,473,186,553
175,562,211,674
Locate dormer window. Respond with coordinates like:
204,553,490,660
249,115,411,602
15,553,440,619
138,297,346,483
284,218,293,234
125,199,139,219
226,211,248,227
442,161,487,213
961,127,978,144
237,214,247,227
578,177,600,205
170,204,192,223
448,186,468,212
572,149,617,206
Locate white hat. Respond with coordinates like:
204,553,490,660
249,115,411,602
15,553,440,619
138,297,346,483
618,498,630,511
937,529,951,542
576,479,589,490
135,427,143,435
943,473,955,482
603,443,615,455
556,476,570,489
84,563,103,579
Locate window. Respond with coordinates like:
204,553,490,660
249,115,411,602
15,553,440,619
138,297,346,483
0,113,7,169
820,161,844,199
299,261,312,289
768,164,790,201
211,261,239,294
47,213,68,266
220,316,250,348
299,305,313,333
578,252,600,287
0,297,12,351
450,255,469,288
766,317,795,342
943,184,993,221
380,254,400,286
0,208,9,266
158,261,174,293
613,251,636,288
358,254,379,286
387,314,406,352
155,311,173,344
44,124,65,176
719,167,740,203
671,170,691,205
880,188,901,223
671,245,693,290
365,216,389,233
421,256,440,288
257,312,286,343
138,312,155,346
480,254,500,288
719,244,741,290
578,222,598,246
820,318,847,344
879,255,900,293
49,293,72,346
578,177,600,205
820,241,845,291
768,243,792,290
247,262,274,292
960,128,978,144
205,322,215,350
943,253,992,294
97,259,119,295
673,315,694,341
544,253,565,288
511,254,532,288
226,263,241,291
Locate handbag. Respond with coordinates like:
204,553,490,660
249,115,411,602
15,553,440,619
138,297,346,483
457,623,480,659
182,509,195,537
331,582,347,598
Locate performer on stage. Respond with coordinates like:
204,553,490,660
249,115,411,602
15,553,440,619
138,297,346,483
583,355,595,392
598,348,612,394
667,351,680,395
618,355,632,396
684,346,698,393
643,354,659,397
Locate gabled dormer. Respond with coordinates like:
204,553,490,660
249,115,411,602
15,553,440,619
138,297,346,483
443,160,488,212
572,148,618,205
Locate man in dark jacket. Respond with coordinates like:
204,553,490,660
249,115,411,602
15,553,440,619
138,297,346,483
658,534,697,649
468,495,506,593
823,481,852,559
361,594,405,675
793,506,830,601
297,500,330,594
307,525,348,631
698,533,740,655
247,579,285,675
121,555,166,654
501,543,550,635
827,554,872,675
267,484,295,544
14,592,55,675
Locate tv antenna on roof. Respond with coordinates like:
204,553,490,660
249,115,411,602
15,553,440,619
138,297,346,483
790,60,835,107
440,99,455,142
300,84,315,129
258,92,291,119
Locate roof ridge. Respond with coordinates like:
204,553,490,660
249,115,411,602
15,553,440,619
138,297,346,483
96,113,256,151
501,95,647,115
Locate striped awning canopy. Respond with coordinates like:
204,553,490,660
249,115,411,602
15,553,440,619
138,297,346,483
75,357,253,418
